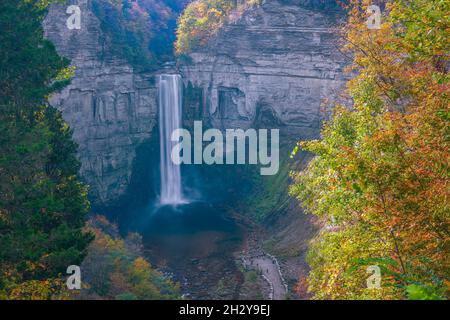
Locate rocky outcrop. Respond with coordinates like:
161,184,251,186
181,0,348,140
44,0,158,206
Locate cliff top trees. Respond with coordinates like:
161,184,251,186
92,0,188,70
175,0,261,54
290,0,449,299
0,0,70,114
0,0,93,299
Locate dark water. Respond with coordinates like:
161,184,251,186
117,201,244,299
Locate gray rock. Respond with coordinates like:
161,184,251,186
181,0,348,140
44,0,157,206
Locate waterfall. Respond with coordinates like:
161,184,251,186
158,74,185,205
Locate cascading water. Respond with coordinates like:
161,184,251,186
158,74,185,205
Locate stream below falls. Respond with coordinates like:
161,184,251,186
117,201,246,299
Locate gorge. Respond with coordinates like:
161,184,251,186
43,0,348,299
2,0,445,302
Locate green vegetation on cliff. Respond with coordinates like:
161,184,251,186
175,0,261,54
246,154,292,222
93,0,188,70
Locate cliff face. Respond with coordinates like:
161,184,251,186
181,0,347,140
44,0,158,206
43,0,346,207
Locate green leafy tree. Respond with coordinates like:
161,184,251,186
0,0,93,299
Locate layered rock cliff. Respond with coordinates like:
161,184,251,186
43,0,347,207
44,0,158,206
181,0,347,140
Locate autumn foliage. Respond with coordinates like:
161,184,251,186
175,0,261,54
76,216,181,300
290,0,449,299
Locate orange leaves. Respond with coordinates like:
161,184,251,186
75,216,181,300
291,0,449,299
294,274,310,298
175,0,260,54
7,278,68,300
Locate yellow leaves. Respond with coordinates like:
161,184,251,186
293,0,449,291
54,65,76,82
77,216,180,300
175,0,261,54
6,278,66,300
133,257,151,271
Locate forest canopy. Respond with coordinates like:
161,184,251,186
0,0,448,301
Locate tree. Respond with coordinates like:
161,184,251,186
78,216,181,300
0,0,93,299
290,0,449,300
92,0,189,70
175,0,261,54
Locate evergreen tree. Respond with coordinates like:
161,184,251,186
0,0,93,299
